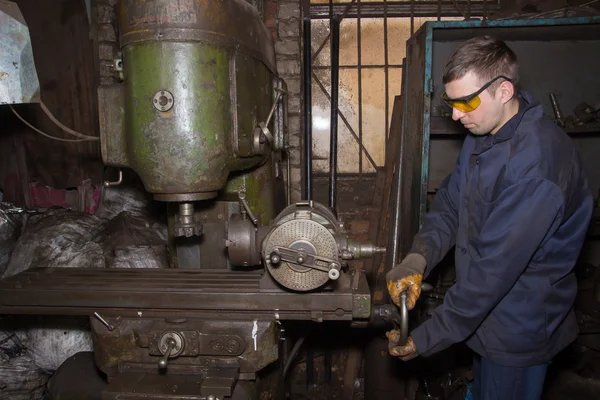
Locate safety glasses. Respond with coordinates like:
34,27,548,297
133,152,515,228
441,75,513,113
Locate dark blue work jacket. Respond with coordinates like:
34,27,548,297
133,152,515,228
410,91,593,367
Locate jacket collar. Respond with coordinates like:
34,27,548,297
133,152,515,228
472,90,540,155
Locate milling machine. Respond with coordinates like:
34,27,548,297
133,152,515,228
0,1,385,398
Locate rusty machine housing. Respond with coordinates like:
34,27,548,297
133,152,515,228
0,1,384,399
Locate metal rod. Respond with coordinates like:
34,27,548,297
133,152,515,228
313,64,403,69
312,0,356,63
329,15,340,210
94,312,115,331
549,93,565,127
450,0,467,18
410,1,414,36
310,2,492,19
386,56,408,272
278,327,291,396
303,16,313,201
399,292,409,345
238,192,258,226
357,0,363,177
286,147,291,205
384,0,389,143
312,71,378,170
103,169,122,187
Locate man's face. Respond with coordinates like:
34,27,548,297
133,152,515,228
444,71,504,136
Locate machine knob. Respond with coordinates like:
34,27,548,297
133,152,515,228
158,338,177,369
328,268,340,280
270,252,281,265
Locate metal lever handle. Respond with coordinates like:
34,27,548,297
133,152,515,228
255,88,286,150
93,312,115,331
397,283,433,346
398,291,409,346
265,90,284,128
103,169,122,187
158,338,177,369
238,191,258,226
270,246,341,280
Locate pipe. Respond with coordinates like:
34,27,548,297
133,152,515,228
385,62,408,271
303,16,313,201
283,337,305,378
329,15,340,210
399,292,409,345
286,147,291,205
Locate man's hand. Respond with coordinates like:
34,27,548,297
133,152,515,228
386,330,418,361
386,253,427,310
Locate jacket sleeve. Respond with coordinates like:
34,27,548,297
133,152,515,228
411,177,564,357
408,143,467,274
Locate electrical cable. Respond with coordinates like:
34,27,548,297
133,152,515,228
9,104,98,143
283,337,305,378
39,101,98,140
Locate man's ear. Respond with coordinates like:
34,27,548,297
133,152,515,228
499,80,515,104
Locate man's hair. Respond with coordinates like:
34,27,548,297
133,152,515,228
442,36,519,94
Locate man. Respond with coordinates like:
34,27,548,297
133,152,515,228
386,36,593,399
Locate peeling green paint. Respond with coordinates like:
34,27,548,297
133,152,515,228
124,41,234,194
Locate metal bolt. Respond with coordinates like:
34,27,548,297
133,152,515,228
226,339,240,354
296,256,305,264
210,340,223,352
270,252,281,265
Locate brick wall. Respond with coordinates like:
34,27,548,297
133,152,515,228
265,0,303,203
94,0,119,85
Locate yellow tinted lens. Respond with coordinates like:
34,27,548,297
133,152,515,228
445,95,481,112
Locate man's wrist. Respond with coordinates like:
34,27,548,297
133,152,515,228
402,253,427,275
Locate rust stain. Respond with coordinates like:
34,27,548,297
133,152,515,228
387,273,422,310
127,0,198,26
0,72,8,80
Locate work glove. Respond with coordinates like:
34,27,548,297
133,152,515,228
386,253,427,310
386,330,419,361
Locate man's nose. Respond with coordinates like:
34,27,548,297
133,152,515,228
452,107,465,121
